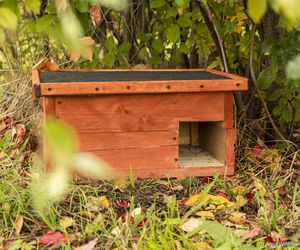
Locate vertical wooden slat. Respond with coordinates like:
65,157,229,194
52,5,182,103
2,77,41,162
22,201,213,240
224,93,233,128
190,122,199,146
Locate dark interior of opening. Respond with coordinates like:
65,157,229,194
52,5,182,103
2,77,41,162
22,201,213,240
39,71,231,83
178,122,225,167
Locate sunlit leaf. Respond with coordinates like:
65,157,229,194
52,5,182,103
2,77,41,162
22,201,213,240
44,119,75,168
180,218,202,232
286,55,300,80
248,0,267,23
25,0,41,13
0,7,17,31
72,153,111,179
165,24,180,43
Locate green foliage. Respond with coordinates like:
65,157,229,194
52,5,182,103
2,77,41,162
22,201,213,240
248,0,267,23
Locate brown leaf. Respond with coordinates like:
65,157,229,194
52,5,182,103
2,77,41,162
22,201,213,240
90,5,101,26
193,242,210,250
68,49,81,62
180,218,202,232
81,47,93,62
74,238,98,250
12,124,26,144
15,215,23,235
241,227,261,240
227,212,247,225
81,36,96,46
38,231,67,245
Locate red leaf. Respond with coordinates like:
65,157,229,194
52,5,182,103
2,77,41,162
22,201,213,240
265,235,274,243
116,200,129,209
121,214,134,224
4,240,16,248
136,218,147,229
278,186,285,195
74,238,97,250
89,5,101,26
245,192,254,201
241,227,260,240
251,144,263,155
202,177,209,184
216,192,227,198
38,232,67,245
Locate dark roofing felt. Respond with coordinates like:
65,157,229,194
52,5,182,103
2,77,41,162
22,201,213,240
39,71,230,83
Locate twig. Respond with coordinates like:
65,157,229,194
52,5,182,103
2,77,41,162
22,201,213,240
249,24,287,142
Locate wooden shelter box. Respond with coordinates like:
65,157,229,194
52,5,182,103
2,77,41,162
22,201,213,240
32,61,248,178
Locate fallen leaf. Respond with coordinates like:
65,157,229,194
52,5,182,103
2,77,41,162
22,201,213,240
38,231,67,245
172,185,184,191
251,144,263,155
234,195,248,207
278,186,285,195
163,194,174,205
180,218,202,232
241,227,260,240
130,207,142,217
231,185,245,194
196,211,215,220
113,178,128,192
111,226,121,237
15,215,23,235
216,204,226,210
59,217,74,229
99,196,110,209
245,192,254,201
193,242,210,250
216,191,227,198
74,238,98,250
254,180,266,195
209,195,229,205
115,200,129,209
227,212,246,225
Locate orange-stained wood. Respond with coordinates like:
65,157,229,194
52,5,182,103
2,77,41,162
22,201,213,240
77,130,178,151
55,93,225,132
115,166,228,179
91,146,178,170
41,97,56,172
225,128,235,175
224,93,233,128
40,79,247,96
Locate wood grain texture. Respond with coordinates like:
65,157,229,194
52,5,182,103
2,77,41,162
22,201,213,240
40,79,247,96
116,166,228,178
225,128,235,175
55,93,225,132
91,146,178,170
224,93,233,128
77,130,178,151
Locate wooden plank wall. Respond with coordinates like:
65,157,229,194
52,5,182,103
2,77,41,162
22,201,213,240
53,92,226,174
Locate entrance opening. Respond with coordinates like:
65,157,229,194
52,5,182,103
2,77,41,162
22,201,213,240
178,122,225,167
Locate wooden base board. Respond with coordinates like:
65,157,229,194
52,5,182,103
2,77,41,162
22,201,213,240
178,145,224,167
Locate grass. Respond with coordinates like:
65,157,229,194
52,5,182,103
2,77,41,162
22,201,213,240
0,61,300,249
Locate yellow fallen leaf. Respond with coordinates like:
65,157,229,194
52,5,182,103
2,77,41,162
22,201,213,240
113,178,128,192
99,196,110,209
254,180,266,196
234,195,248,207
59,216,75,229
207,204,216,210
185,193,210,206
228,212,247,225
196,211,215,220
193,242,210,250
81,47,93,61
15,215,23,235
231,185,245,194
209,195,229,205
216,204,226,210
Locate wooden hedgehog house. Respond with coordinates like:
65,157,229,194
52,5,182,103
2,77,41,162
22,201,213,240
32,59,248,178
